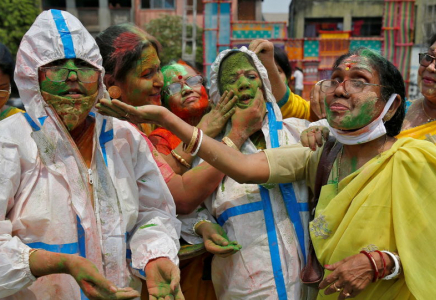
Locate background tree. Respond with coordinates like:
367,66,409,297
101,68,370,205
0,0,41,57
145,14,203,71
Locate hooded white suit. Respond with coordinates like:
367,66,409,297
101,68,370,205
0,10,180,299
180,47,312,300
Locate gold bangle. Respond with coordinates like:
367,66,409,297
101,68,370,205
29,249,39,257
171,150,191,169
183,127,199,154
222,136,238,150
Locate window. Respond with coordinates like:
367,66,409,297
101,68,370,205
352,17,382,37
141,0,175,9
304,18,343,38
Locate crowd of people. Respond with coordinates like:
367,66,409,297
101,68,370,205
0,9,435,300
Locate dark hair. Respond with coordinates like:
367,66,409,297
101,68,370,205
333,47,406,137
0,43,14,80
217,51,258,94
428,33,436,47
95,23,161,83
274,46,292,79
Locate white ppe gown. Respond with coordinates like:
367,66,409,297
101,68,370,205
0,9,180,299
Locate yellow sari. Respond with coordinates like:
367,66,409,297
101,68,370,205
396,120,436,142
311,138,436,300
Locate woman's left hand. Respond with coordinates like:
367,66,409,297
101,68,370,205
145,257,184,300
96,99,166,125
319,253,374,299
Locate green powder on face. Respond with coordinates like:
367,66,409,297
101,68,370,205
161,64,188,102
140,223,157,229
339,99,377,129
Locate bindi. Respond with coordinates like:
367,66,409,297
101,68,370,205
178,75,183,80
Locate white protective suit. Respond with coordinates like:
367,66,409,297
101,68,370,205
0,10,180,299
180,47,312,300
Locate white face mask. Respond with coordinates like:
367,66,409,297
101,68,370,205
328,93,397,145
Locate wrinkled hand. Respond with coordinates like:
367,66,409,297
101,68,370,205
231,88,266,139
319,254,375,300
145,257,184,300
310,81,326,121
196,222,242,258
300,126,329,150
249,39,275,68
96,99,167,125
67,255,140,300
197,91,237,138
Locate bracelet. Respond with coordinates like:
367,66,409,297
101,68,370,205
374,250,386,279
191,129,203,156
29,248,39,257
170,150,191,168
360,250,379,282
183,127,199,154
192,219,212,237
381,251,401,280
222,136,238,150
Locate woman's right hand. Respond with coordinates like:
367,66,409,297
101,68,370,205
197,90,238,138
300,126,330,150
96,99,167,125
230,88,266,140
67,255,140,300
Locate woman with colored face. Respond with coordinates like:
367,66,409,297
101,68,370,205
97,25,248,300
0,43,24,120
0,10,184,300
97,48,436,299
397,33,436,141
98,47,314,299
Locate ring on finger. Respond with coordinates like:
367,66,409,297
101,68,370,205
344,292,351,298
124,112,129,118
333,282,341,293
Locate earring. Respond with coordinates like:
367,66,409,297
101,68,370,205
108,86,122,99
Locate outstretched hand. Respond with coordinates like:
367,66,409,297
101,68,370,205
68,255,140,300
145,257,184,300
96,99,167,125
300,126,330,151
196,221,242,258
197,90,238,138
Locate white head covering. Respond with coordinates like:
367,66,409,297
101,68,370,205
14,9,106,125
208,46,284,149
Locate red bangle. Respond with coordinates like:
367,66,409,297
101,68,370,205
374,250,386,279
360,250,379,282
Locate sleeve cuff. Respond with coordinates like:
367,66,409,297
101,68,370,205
277,87,291,108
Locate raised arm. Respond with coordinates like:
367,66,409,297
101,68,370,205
97,99,271,184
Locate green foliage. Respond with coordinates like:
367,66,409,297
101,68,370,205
0,0,41,57
145,14,203,70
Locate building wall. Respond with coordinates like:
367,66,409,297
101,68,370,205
293,0,384,38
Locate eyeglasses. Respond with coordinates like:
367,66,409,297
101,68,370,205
40,67,101,83
320,79,386,95
0,87,11,98
165,75,203,96
419,53,436,67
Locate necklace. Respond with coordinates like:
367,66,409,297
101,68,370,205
336,135,388,194
421,99,436,123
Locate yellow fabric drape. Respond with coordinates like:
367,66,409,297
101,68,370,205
396,121,436,142
311,137,436,300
